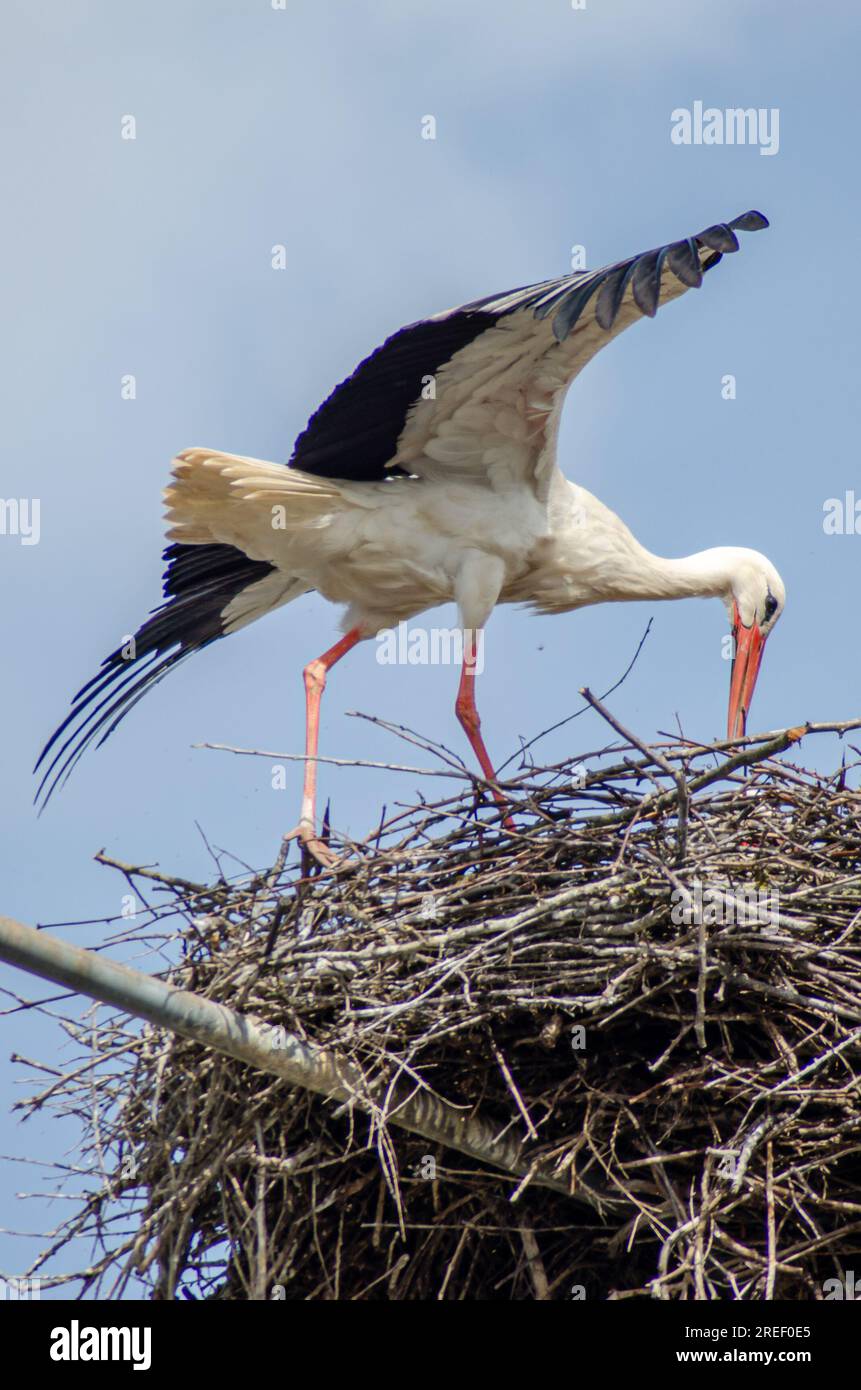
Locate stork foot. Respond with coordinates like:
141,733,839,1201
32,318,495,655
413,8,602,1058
466,783,516,831
283,821,339,872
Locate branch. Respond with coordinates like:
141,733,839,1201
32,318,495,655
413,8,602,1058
196,742,468,781
497,618,654,774
580,687,689,864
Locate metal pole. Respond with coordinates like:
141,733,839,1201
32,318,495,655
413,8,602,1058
0,914,576,1198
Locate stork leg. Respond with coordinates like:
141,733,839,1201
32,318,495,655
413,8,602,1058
284,626,363,869
455,631,514,830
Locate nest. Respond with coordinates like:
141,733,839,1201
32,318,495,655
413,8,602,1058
14,706,861,1300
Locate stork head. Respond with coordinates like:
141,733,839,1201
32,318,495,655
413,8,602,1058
723,550,785,741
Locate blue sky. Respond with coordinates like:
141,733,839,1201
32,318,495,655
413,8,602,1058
1,0,859,1292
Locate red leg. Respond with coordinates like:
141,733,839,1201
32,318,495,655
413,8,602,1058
454,633,514,830
287,626,363,864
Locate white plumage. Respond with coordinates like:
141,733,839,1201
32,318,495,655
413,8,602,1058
37,209,784,861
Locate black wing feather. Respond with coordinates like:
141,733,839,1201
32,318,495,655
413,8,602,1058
289,313,499,482
35,543,275,808
287,211,768,484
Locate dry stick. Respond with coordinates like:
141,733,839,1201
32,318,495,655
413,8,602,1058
660,718,861,754
496,617,654,775
575,725,810,833
517,1223,551,1300
197,743,466,781
765,1141,777,1300
715,964,861,1027
489,1042,538,1142
694,905,708,1051
93,852,209,895
580,688,690,864
345,712,469,775
768,1028,861,1095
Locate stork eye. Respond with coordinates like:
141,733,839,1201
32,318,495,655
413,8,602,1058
763,594,778,622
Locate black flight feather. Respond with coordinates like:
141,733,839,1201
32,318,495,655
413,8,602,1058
35,543,276,808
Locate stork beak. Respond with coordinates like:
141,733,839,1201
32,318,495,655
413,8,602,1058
727,604,766,740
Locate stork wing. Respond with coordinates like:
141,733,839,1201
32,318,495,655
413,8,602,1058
289,210,768,497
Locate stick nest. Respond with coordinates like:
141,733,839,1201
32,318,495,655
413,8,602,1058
15,720,861,1300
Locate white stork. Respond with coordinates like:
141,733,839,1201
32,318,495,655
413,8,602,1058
37,209,784,862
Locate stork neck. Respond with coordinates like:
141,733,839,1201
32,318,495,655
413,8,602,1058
631,547,734,603
553,482,736,607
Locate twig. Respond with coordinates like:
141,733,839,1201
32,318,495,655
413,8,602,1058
580,688,689,863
